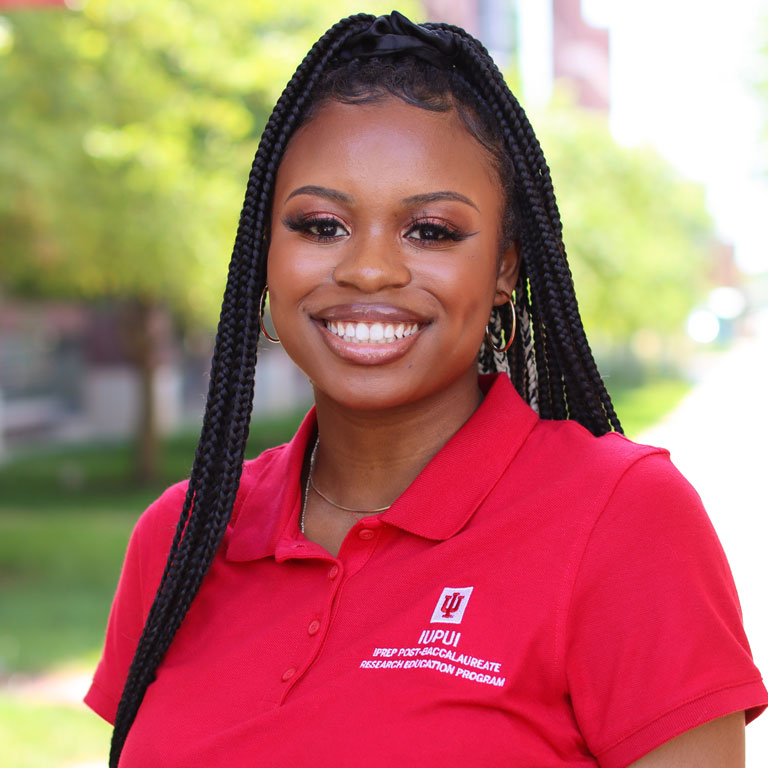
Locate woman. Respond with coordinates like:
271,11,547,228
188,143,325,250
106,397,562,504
85,12,767,767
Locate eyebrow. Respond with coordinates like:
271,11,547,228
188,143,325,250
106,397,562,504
284,185,479,212
285,185,352,205
402,191,479,212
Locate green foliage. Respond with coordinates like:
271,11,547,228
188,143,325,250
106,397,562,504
536,97,715,347
0,0,417,324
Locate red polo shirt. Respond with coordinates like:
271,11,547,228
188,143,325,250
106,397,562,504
86,374,767,767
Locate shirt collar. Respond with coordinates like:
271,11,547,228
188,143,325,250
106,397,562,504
225,373,539,561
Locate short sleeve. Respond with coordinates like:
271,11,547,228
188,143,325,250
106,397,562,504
565,452,767,768
84,482,186,724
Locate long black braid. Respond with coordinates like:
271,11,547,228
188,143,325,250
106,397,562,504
109,13,621,764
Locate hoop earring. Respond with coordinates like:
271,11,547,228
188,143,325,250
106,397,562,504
485,298,516,354
258,285,280,343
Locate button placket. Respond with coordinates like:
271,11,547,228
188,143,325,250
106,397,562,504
279,559,344,703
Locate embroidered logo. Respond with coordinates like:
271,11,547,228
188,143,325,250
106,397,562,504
430,586,474,624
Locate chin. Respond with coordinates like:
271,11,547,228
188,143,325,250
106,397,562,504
313,379,420,413
311,363,478,415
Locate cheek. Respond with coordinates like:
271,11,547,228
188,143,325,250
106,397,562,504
266,236,319,298
430,252,498,316
265,243,301,336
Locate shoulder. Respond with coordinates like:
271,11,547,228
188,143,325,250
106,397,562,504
528,417,667,473
238,442,292,484
231,442,294,524
130,479,187,555
554,422,715,550
507,417,681,521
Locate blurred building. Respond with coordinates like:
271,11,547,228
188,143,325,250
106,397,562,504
422,0,610,112
422,0,515,68
552,0,610,111
0,301,310,456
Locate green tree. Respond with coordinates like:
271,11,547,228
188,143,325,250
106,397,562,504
536,98,714,352
0,0,415,481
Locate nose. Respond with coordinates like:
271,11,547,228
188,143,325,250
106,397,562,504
332,229,411,293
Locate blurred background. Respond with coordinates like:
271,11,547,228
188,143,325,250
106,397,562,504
1,0,767,765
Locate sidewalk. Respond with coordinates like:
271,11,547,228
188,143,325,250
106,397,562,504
639,310,768,765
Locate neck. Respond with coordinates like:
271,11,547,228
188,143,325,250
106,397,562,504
310,368,483,511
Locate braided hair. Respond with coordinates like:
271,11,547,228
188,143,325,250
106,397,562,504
108,13,621,764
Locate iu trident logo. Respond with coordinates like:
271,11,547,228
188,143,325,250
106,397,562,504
430,586,474,624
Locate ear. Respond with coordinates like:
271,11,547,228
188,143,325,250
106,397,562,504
493,242,520,306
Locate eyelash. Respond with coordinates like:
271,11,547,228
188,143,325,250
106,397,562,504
283,215,348,242
282,214,469,246
404,217,467,245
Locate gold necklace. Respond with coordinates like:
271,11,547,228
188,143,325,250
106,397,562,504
300,439,392,532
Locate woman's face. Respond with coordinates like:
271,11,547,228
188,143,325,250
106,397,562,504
267,96,518,413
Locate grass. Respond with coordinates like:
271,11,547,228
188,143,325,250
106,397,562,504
608,377,691,439
0,509,141,674
0,692,112,768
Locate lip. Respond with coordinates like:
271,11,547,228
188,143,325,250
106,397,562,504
313,303,430,324
312,316,426,365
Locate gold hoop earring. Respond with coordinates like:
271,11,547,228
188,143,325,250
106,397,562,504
258,285,280,343
485,298,516,354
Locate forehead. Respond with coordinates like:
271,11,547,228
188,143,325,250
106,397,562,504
273,98,500,205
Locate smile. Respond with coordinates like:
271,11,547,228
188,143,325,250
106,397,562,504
324,320,421,344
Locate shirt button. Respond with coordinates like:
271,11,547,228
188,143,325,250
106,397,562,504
328,565,339,580
307,620,320,636
281,667,296,682
358,528,375,540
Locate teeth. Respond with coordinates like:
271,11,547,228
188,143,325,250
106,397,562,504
325,320,420,344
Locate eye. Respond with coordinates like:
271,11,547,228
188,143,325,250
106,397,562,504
404,218,465,246
283,214,349,242
306,218,347,240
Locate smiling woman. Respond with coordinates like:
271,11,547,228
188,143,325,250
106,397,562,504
268,98,516,415
84,11,767,768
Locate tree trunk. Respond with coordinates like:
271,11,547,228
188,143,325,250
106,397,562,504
122,299,163,485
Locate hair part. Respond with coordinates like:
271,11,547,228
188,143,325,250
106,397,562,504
109,14,621,764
